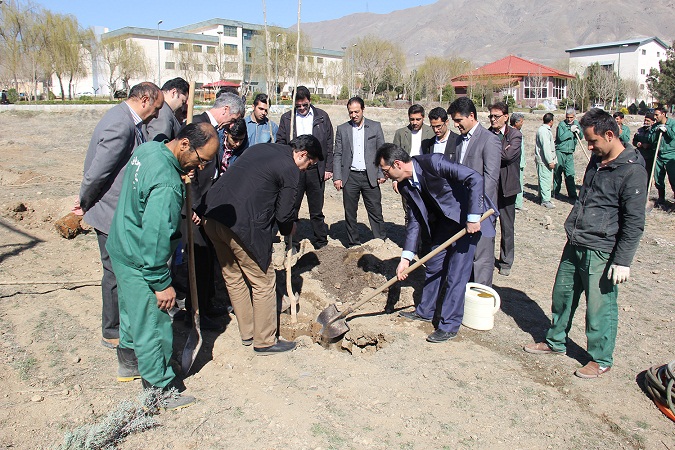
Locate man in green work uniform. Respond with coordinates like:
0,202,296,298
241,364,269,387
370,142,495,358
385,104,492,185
613,111,631,146
524,108,647,379
535,113,557,208
652,106,675,205
633,113,655,176
510,113,527,211
553,108,580,200
106,122,219,410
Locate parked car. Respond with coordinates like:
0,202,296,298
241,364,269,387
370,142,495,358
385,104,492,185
113,90,127,99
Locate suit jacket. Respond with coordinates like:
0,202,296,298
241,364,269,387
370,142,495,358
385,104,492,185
450,123,501,213
79,102,142,234
276,105,334,181
144,101,181,142
399,154,495,254
333,117,385,187
204,143,300,272
420,130,460,160
393,124,435,154
496,125,523,198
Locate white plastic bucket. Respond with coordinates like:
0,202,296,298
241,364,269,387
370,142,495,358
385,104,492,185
462,283,501,331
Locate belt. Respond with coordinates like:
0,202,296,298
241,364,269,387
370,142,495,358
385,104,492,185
350,169,366,172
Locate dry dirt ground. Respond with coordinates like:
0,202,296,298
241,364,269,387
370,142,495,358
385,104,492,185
0,105,674,449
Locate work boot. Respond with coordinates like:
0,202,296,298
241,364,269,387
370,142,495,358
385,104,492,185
657,187,666,206
141,378,196,411
117,347,141,382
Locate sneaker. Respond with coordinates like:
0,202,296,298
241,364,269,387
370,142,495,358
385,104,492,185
542,201,556,209
426,329,457,343
499,267,511,276
163,393,196,411
117,347,141,382
254,339,296,355
574,361,610,379
523,342,566,355
515,206,528,212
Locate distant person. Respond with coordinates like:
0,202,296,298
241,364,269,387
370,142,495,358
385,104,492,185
488,101,522,277
76,82,163,350
553,108,580,201
420,107,459,158
107,122,218,410
651,106,675,205
277,86,333,250
333,97,386,247
246,93,278,146
613,111,631,146
633,113,655,176
524,108,647,379
447,97,500,287
535,113,557,209
393,104,435,156
510,113,528,211
1,90,9,105
202,135,323,354
144,77,189,142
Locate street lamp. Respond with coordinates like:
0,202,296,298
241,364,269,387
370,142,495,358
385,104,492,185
274,33,281,104
615,43,629,109
412,52,419,102
157,20,163,86
351,43,357,97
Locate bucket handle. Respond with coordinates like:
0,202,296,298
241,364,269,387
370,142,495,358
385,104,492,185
466,283,501,314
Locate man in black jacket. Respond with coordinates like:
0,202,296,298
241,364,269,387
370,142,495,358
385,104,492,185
277,86,334,250
202,135,322,354
524,108,647,379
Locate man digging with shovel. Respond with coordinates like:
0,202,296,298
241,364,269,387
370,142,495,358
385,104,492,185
106,123,219,410
376,144,495,343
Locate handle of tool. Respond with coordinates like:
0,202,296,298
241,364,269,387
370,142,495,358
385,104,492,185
338,209,495,319
184,81,199,320
574,132,591,162
646,131,663,208
286,242,297,324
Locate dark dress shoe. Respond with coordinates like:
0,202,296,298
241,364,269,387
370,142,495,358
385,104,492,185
399,310,432,323
254,339,296,355
426,329,457,343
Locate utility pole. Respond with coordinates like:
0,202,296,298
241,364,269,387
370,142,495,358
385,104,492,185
157,20,163,86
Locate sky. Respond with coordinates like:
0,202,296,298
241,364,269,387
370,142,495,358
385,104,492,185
32,0,437,31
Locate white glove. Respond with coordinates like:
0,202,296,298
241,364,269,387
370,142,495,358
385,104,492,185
657,124,668,133
607,264,630,284
570,124,579,133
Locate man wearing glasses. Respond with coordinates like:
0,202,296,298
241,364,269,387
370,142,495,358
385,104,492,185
553,108,581,201
420,107,459,158
488,102,522,277
277,86,334,250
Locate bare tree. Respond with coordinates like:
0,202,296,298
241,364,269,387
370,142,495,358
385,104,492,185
0,0,28,90
306,59,323,95
348,36,405,101
324,60,342,100
418,57,466,103
204,40,239,82
171,43,200,84
623,76,641,106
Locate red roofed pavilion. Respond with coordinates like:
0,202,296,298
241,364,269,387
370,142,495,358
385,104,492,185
452,55,575,107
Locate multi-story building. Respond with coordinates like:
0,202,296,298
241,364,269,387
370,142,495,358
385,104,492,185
566,36,669,104
57,18,345,100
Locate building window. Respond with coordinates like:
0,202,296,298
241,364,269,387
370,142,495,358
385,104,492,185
299,56,305,62
523,76,548,99
245,47,253,62
193,45,202,53
224,44,238,55
552,78,566,100
178,43,189,51
642,49,646,55
317,88,324,94
317,57,323,64
207,46,215,54
306,56,314,64
243,29,255,40
165,62,175,70
641,69,646,75
164,42,174,50
224,62,238,73
195,82,203,89
222,25,237,37
207,64,216,72
657,52,661,57
194,64,203,71
640,84,645,90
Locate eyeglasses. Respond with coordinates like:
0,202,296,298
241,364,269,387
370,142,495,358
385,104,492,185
295,102,310,109
431,123,447,130
194,148,208,166
381,165,392,176
488,114,504,120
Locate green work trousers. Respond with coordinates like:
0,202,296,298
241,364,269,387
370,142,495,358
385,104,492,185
111,258,175,388
536,162,553,203
545,244,618,367
515,168,525,209
654,153,675,194
553,151,577,199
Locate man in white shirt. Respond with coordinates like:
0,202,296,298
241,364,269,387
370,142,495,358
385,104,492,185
420,107,459,159
393,104,435,156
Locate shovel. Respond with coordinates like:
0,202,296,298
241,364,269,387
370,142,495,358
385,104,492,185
283,242,299,323
316,209,495,340
574,131,591,162
646,131,663,211
181,81,202,375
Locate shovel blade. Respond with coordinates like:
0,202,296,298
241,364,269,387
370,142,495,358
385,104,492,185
181,313,202,375
316,303,341,326
316,303,350,339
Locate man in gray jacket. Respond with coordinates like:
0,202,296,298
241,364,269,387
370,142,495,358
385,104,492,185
76,82,163,349
144,77,189,142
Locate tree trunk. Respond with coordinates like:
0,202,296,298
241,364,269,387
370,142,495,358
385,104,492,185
57,75,65,101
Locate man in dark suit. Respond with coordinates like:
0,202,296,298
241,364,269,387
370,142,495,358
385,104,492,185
76,82,164,349
420,107,459,159
448,97,500,287
488,101,522,276
202,135,323,354
376,144,490,343
276,86,333,250
144,77,189,142
333,97,386,247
